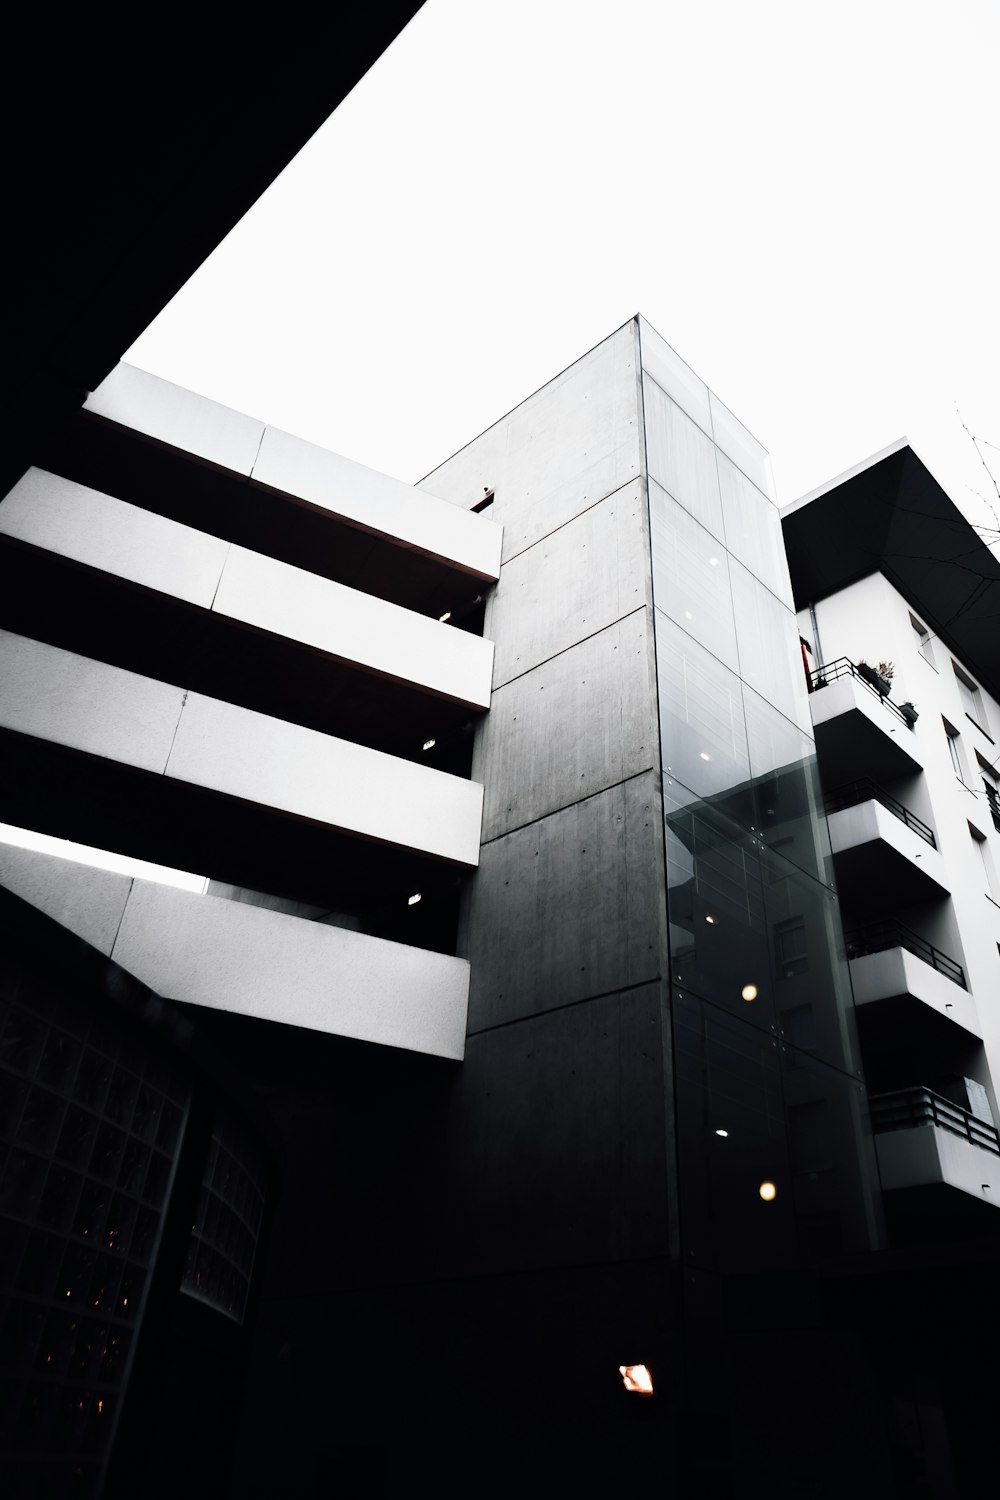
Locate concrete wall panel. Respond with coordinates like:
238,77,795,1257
488,480,646,686
111,881,469,1058
465,772,661,1030
0,844,131,954
165,692,484,865
0,631,184,773
86,362,266,475
418,322,641,563
253,426,502,580
478,613,655,841
214,544,494,708
0,468,230,607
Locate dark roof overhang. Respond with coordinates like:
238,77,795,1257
781,440,1000,701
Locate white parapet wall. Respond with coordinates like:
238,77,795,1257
0,470,494,709
0,844,469,1059
84,363,502,580
0,631,484,865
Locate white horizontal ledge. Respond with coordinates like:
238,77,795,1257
251,426,501,580
86,362,266,475
84,362,503,581
0,845,468,1058
0,633,484,865
1,469,494,708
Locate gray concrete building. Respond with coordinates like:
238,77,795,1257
2,316,998,1498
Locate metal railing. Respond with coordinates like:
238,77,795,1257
807,658,912,727
985,779,1000,835
870,1087,1000,1156
823,778,937,847
843,919,967,989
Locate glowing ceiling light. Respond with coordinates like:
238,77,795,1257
715,1128,729,1138
741,983,758,1002
619,1364,654,1395
439,611,452,623
759,1181,777,1202
422,738,436,751
708,556,720,567
407,893,422,906
699,751,712,761
705,915,716,924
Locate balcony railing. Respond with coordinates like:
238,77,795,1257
824,778,937,847
843,919,967,990
808,658,913,727
870,1087,1000,1156
985,778,1000,835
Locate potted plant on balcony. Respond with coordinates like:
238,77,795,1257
856,658,894,697
898,700,919,727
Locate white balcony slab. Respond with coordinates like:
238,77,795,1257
85,362,266,475
850,948,981,1038
875,1126,1000,1205
112,881,469,1059
253,425,502,581
0,632,184,773
0,843,132,954
165,692,483,865
0,468,230,607
828,800,948,896
0,844,468,1058
809,676,921,782
214,545,493,708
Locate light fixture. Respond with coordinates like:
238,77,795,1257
685,610,694,620
439,611,452,623
619,1364,654,1395
708,556,720,567
759,1180,777,1202
741,983,758,1002
699,751,712,762
705,914,716,924
715,1128,729,1138
422,738,436,751
407,893,422,906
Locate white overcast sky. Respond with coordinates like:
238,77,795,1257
128,0,1000,545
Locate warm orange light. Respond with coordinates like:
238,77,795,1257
741,984,758,1002
759,1180,777,1202
619,1364,654,1395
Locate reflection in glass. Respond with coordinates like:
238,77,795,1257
649,482,739,672
730,559,810,730
657,614,750,809
717,451,792,605
643,376,724,539
664,778,774,1032
743,688,832,885
709,390,774,498
761,843,860,1076
638,316,712,433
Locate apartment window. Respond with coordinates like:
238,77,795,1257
978,753,1000,833
970,823,1000,904
944,718,966,782
910,613,935,668
954,662,990,736
774,916,809,978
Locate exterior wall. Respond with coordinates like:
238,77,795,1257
801,572,1000,1118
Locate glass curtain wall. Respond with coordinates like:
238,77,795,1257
639,317,882,1269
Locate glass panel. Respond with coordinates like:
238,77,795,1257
709,389,774,498
743,687,833,885
643,376,724,539
760,845,861,1077
779,1044,883,1257
638,316,712,433
649,481,739,672
717,450,793,605
730,559,811,731
656,613,750,807
665,779,774,1033
673,988,796,1273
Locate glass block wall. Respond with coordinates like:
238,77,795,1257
638,317,882,1267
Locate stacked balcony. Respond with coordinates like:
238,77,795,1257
0,365,504,1059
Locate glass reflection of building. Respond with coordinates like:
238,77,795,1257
640,317,883,1270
